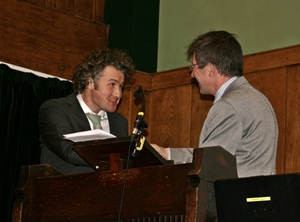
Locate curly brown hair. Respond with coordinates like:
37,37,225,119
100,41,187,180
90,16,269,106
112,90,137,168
72,48,135,93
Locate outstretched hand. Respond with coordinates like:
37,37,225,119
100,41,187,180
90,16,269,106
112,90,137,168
150,143,169,160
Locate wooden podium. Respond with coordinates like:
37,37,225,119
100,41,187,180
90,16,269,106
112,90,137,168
12,138,237,222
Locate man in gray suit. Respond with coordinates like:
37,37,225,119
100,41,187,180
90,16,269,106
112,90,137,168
152,31,278,178
39,48,135,175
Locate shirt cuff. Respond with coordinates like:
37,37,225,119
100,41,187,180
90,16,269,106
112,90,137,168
166,148,171,160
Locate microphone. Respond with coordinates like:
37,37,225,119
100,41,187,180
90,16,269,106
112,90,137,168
130,111,144,141
130,86,145,142
94,88,109,103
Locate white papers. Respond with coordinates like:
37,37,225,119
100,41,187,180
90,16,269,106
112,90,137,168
63,129,116,142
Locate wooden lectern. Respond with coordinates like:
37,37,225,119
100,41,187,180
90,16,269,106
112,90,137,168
12,137,237,222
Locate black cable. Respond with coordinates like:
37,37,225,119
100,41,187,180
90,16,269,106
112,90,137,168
117,86,145,221
117,139,134,222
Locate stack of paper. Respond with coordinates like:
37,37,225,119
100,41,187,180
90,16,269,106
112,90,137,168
63,129,116,142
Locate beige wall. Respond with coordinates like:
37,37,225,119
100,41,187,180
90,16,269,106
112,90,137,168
158,0,300,71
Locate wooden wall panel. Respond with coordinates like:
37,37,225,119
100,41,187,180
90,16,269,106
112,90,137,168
119,45,300,175
243,68,287,174
151,68,194,90
244,44,300,73
120,71,152,134
19,0,105,22
190,85,213,148
1,0,300,174
125,68,213,149
115,87,133,132
286,65,300,173
146,85,192,147
0,0,108,79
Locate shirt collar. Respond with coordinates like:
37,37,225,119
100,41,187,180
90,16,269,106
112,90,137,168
76,94,107,118
214,76,238,103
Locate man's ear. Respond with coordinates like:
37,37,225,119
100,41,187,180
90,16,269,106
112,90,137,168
208,63,218,76
87,78,94,89
206,63,213,77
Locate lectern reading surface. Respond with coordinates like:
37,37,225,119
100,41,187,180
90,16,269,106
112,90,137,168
72,137,171,171
12,139,237,222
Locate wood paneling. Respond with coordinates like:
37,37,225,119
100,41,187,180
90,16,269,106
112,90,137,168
19,0,105,22
244,44,300,73
147,85,192,147
1,0,300,174
120,45,300,175
0,0,108,79
286,65,300,173
190,86,213,148
243,68,287,174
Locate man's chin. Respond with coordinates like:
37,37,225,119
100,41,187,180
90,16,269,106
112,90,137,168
105,106,117,113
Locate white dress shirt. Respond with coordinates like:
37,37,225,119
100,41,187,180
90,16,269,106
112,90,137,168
76,94,110,133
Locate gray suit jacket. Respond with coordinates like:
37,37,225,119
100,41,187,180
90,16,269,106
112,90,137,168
171,77,278,177
39,93,128,174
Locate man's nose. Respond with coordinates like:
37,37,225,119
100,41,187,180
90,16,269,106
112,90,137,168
113,87,122,97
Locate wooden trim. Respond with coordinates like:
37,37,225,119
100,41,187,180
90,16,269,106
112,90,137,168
243,44,300,73
125,44,300,175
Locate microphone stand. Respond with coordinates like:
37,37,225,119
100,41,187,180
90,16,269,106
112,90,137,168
130,85,147,159
117,86,147,222
131,121,148,158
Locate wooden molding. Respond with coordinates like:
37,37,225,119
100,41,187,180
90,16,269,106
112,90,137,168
244,44,300,73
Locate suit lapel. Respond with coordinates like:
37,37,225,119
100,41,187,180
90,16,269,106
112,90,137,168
67,93,91,131
107,112,118,135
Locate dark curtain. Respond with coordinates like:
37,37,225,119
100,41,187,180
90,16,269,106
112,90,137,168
0,64,73,222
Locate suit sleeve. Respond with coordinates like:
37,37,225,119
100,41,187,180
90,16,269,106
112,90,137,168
200,100,243,156
39,99,90,166
170,101,242,163
108,112,128,137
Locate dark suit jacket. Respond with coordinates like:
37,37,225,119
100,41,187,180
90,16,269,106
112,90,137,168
39,93,128,174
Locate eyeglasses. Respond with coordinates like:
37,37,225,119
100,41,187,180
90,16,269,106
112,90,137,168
189,63,199,71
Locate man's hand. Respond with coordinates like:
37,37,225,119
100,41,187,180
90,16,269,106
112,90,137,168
150,143,169,160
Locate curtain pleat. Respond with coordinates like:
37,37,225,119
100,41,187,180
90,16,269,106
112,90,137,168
0,64,73,222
